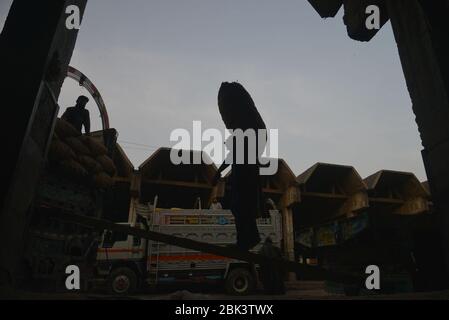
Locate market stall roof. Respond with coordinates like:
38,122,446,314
363,170,430,215
265,158,298,191
224,158,297,190
139,147,217,183
364,170,429,199
112,144,134,179
293,163,368,228
297,162,366,195
138,148,217,208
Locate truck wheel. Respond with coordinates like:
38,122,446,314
225,268,255,296
108,267,138,295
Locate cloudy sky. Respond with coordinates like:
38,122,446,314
1,0,426,180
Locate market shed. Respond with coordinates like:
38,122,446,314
137,148,217,209
294,166,433,284
293,163,369,229
364,170,430,215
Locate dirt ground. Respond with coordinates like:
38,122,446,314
2,281,449,300
85,281,449,300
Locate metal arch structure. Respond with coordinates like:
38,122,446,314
66,66,110,130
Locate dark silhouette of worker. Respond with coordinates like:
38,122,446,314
212,82,267,251
258,237,285,295
61,95,91,134
210,197,222,210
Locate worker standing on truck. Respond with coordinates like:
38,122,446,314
213,82,267,251
210,197,222,210
258,237,286,295
61,95,91,134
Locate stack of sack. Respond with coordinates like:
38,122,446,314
47,118,117,189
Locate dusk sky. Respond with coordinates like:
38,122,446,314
1,0,426,180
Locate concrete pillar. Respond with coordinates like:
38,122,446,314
282,207,296,281
387,0,449,281
130,170,141,199
128,171,141,223
281,185,300,281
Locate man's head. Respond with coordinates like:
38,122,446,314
76,95,89,109
212,198,218,203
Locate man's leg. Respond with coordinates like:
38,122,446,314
233,211,260,250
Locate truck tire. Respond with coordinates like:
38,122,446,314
225,268,255,296
108,267,138,295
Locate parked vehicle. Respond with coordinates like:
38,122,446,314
95,200,282,295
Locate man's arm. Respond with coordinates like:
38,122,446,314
212,162,229,186
212,143,234,185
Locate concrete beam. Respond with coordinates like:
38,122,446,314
338,191,369,217
393,197,429,215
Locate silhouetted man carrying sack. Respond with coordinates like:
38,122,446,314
258,237,285,295
213,82,267,251
62,95,91,134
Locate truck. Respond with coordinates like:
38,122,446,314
94,199,282,296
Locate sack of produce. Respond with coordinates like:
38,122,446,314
96,155,116,176
93,172,114,189
65,137,91,155
82,136,108,156
55,118,81,138
59,159,88,179
48,139,76,162
78,155,103,174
